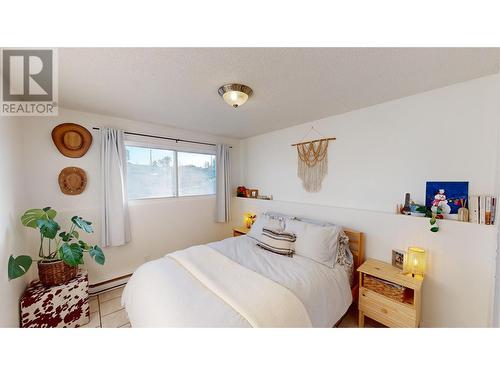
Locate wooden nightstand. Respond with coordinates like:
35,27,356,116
233,226,250,237
357,259,423,328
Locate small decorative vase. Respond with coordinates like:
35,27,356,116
457,207,469,222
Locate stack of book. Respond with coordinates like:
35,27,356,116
469,195,496,225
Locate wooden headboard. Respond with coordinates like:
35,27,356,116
343,228,364,271
343,228,365,300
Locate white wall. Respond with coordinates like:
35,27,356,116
494,77,500,328
235,74,500,327
19,108,240,285
242,75,499,212
0,116,29,327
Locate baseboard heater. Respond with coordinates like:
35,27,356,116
89,273,132,295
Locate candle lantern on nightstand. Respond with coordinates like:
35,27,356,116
404,247,427,279
244,213,256,229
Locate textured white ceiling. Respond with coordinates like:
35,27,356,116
59,48,500,138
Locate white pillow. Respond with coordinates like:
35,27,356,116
247,214,283,240
285,219,341,268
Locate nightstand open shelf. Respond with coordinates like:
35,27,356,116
357,259,423,328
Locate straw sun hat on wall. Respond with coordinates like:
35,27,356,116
51,123,92,158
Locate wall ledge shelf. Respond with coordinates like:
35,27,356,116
233,196,498,231
394,212,498,229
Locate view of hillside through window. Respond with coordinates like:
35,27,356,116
126,145,216,199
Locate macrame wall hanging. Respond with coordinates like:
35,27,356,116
291,127,336,193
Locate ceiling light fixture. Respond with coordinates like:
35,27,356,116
218,83,253,108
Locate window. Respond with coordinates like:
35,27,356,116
126,144,216,199
178,152,216,196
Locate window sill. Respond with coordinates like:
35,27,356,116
128,194,216,205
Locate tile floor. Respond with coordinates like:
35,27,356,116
80,286,130,328
81,285,382,328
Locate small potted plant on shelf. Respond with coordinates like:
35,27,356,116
8,207,105,286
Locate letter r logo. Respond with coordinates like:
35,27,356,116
2,50,53,102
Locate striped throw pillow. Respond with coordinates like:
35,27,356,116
257,227,296,257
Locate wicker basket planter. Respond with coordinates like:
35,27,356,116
364,274,406,303
37,260,78,287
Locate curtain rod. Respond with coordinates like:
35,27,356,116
92,127,232,148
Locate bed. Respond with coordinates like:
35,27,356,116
122,219,364,328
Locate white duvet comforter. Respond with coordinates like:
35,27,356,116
122,235,352,327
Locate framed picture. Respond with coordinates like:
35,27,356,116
392,249,405,270
249,189,259,198
425,181,469,219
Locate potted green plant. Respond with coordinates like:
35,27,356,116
8,207,105,286
428,208,440,232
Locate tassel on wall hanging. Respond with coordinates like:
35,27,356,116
291,127,335,193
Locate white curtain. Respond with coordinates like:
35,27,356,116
215,144,231,223
101,128,131,247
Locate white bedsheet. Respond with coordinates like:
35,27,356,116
122,235,352,327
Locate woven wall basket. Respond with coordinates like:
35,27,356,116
37,260,78,287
